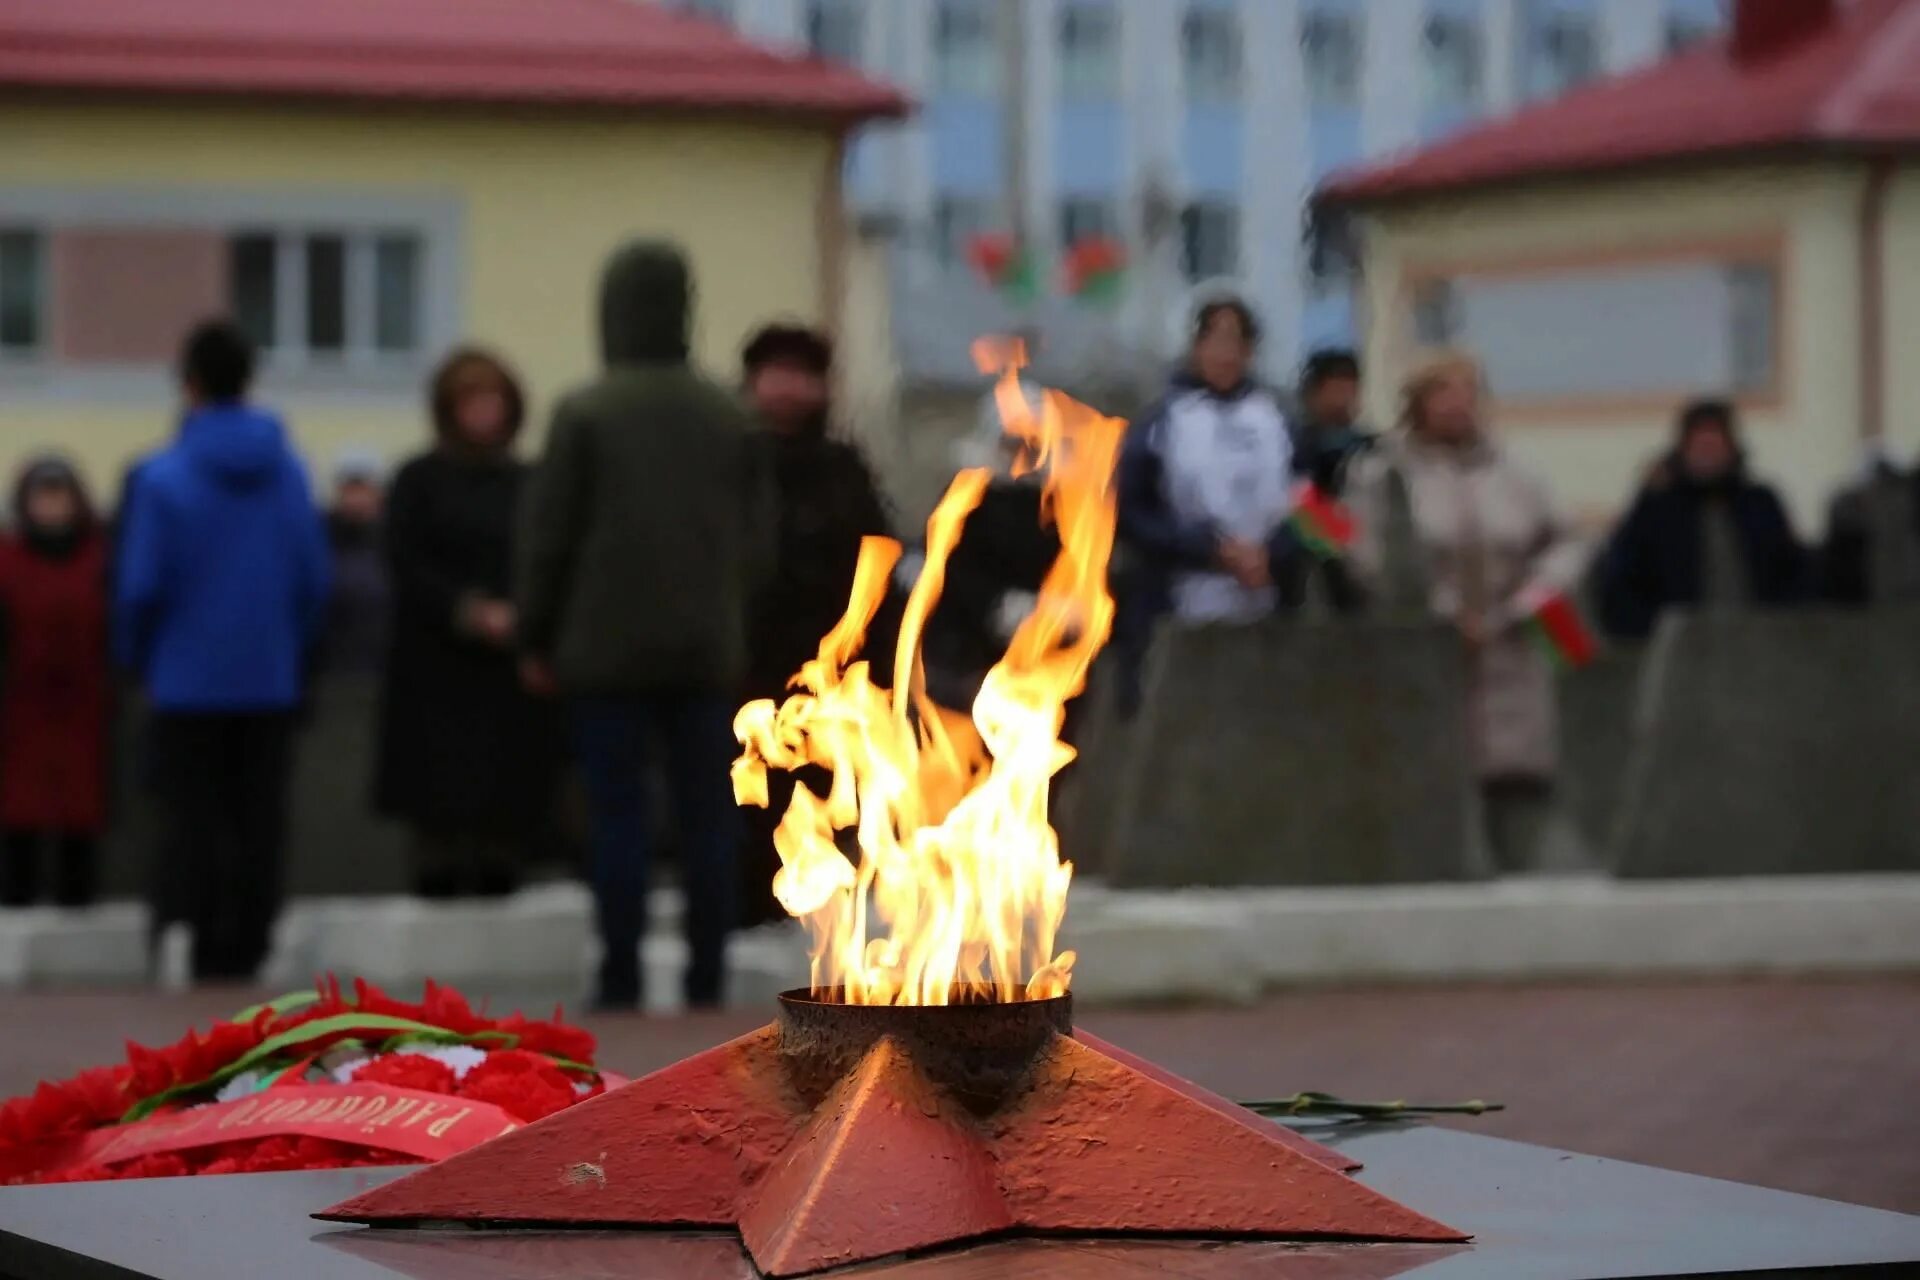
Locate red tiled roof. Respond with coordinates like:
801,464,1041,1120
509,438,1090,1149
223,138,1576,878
0,0,907,121
1321,0,1920,206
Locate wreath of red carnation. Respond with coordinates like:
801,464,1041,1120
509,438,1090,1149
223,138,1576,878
0,977,610,1185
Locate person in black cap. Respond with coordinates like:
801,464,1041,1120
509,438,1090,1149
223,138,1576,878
736,322,891,928
1282,347,1374,615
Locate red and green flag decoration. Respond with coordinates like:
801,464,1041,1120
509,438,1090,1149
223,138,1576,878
1062,235,1127,307
1522,591,1600,670
965,232,1038,304
1289,482,1356,561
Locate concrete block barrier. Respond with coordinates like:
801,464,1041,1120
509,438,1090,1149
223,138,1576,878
1107,621,1483,887
1613,612,1920,877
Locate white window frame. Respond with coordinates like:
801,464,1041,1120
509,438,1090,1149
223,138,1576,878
237,227,428,366
1181,6,1243,105
1301,8,1362,109
0,225,47,361
0,186,461,398
1058,3,1120,101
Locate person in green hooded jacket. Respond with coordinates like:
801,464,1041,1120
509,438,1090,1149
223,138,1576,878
516,240,775,1011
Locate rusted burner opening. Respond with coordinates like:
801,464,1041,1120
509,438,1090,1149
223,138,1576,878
776,988,1071,1111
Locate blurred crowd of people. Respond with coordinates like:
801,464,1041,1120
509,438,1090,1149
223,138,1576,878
1112,300,1920,873
2,238,1916,1006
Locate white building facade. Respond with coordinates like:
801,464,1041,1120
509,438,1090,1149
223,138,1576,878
677,0,1724,385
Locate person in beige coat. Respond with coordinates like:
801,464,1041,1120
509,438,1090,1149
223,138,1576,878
1346,351,1585,872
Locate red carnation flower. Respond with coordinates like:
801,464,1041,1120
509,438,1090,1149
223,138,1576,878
459,1052,578,1124
352,1054,459,1096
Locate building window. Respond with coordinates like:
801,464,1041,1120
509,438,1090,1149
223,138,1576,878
1301,9,1362,108
1180,201,1239,280
676,0,734,23
1182,7,1242,104
1302,205,1358,297
1059,197,1118,250
1422,13,1482,111
1726,263,1776,393
1411,278,1460,346
933,195,996,269
934,0,998,97
807,0,863,64
1405,244,1785,406
1532,11,1598,97
227,228,425,361
230,233,277,350
1664,14,1717,52
1058,3,1120,100
0,229,44,354
374,234,421,353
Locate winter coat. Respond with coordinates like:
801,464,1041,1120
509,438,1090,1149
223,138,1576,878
746,427,891,699
373,451,560,832
922,479,1061,709
1595,465,1808,640
1346,431,1584,781
112,404,330,712
1281,417,1376,615
1819,464,1920,606
1118,371,1296,626
0,531,110,832
516,242,775,694
322,515,391,675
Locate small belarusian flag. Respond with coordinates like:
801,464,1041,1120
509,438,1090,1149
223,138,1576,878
1063,236,1126,307
965,232,1038,303
1523,591,1599,670
1289,482,1356,560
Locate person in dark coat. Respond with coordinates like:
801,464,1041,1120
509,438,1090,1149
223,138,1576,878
1280,348,1372,615
1596,399,1809,641
515,240,774,1010
115,320,331,981
921,435,1060,714
376,349,560,899
1819,457,1920,606
737,324,891,929
0,457,110,908
321,452,392,676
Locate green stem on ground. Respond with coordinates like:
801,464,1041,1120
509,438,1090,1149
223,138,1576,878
1239,1092,1505,1120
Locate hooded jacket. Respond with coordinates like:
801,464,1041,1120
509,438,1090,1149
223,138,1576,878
1118,368,1295,625
516,241,775,693
113,403,330,711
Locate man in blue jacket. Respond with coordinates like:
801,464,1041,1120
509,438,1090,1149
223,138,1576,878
115,320,330,982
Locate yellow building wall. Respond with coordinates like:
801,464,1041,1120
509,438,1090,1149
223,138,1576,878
0,99,841,496
1884,167,1920,467
1356,161,1871,534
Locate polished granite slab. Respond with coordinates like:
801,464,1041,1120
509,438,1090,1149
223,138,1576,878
2,1124,1917,1279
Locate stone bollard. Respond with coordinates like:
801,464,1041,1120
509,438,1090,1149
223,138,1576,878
1106,620,1483,887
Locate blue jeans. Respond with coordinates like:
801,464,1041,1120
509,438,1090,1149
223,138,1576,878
572,693,740,1007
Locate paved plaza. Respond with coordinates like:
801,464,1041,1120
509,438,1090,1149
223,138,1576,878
2,977,1915,1216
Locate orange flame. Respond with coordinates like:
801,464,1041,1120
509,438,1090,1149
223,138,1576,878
732,339,1124,1005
